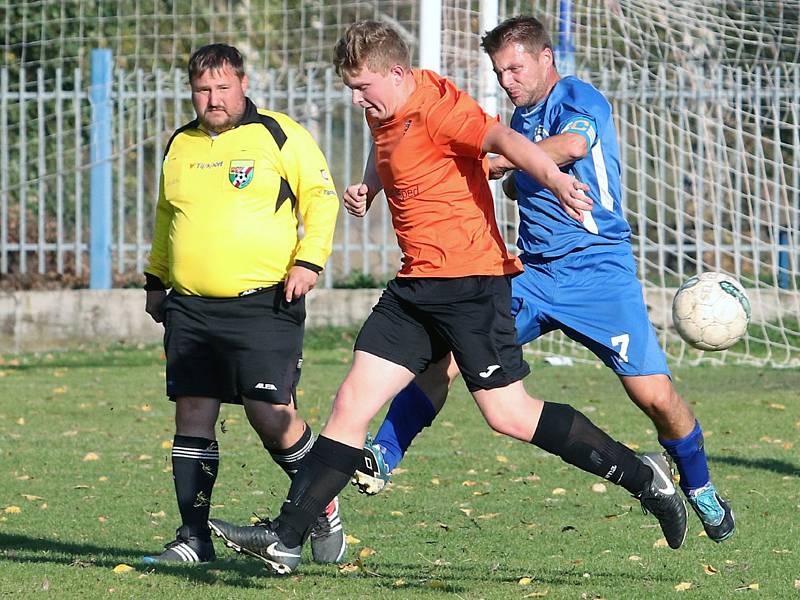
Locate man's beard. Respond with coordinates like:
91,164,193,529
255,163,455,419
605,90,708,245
200,108,243,133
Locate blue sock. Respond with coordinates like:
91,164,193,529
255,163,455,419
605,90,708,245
659,420,711,496
374,382,437,472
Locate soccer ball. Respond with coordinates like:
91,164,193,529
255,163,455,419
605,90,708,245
671,272,751,351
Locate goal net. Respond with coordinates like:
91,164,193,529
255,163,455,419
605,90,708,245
1,0,798,366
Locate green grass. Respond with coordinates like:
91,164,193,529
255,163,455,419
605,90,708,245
1,332,799,599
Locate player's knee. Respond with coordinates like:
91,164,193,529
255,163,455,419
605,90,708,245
482,410,528,440
639,385,681,419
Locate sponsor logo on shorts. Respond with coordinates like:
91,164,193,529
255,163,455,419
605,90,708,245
254,382,278,390
479,364,501,378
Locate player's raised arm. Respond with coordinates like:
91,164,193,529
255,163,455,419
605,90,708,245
343,144,383,218
482,123,591,221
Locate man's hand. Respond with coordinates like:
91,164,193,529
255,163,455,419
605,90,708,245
488,155,514,180
343,182,370,217
548,172,592,222
145,289,167,323
284,265,319,302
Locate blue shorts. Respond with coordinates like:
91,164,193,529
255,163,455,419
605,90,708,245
512,248,671,377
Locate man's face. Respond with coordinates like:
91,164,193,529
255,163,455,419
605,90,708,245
490,42,552,107
343,65,403,122
191,64,248,133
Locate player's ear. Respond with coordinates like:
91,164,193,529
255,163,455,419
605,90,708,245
240,73,249,93
389,64,405,84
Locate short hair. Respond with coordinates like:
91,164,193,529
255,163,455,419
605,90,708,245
188,43,245,81
480,15,553,58
333,20,411,77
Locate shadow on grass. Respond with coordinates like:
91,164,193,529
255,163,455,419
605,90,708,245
709,454,800,476
0,532,680,592
0,532,281,588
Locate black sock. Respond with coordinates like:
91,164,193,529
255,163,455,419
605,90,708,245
172,435,219,539
267,423,314,480
274,435,362,547
531,402,651,495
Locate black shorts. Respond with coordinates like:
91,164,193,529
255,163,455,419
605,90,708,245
163,284,304,405
354,276,530,391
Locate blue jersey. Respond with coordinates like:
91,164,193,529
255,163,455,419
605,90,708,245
511,76,631,258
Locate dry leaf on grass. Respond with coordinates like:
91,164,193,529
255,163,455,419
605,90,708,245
83,452,100,461
518,576,533,585
734,583,759,591
345,534,361,545
703,564,718,575
674,581,693,591
112,564,135,574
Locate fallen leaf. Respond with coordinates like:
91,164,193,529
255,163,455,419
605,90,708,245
477,513,500,520
703,564,718,575
21,494,43,501
430,478,440,485
62,430,78,437
653,538,668,548
161,440,173,449
523,592,548,598
460,508,473,517
359,547,376,558
83,452,100,461
675,582,692,591
625,442,640,450
137,454,151,461
392,579,406,587
794,580,800,589
551,488,566,495
496,455,509,463
462,480,478,487
16,418,25,426
591,483,607,493
4,506,21,514
98,516,107,523
769,403,786,410
518,576,534,585
140,404,152,412
98,476,108,482
345,534,361,545
628,555,641,561
53,386,67,394
41,577,49,591
338,562,359,574
735,583,759,591
390,511,403,516
112,564,135,573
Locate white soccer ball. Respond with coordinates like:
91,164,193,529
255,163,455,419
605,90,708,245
671,272,751,351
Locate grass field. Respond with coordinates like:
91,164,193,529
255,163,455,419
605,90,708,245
1,327,799,599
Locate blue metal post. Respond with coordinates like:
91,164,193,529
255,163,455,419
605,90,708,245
556,0,575,76
778,229,789,289
89,48,113,289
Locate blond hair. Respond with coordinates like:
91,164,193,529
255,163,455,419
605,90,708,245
333,20,410,77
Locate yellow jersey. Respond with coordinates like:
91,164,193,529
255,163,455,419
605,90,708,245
145,99,339,297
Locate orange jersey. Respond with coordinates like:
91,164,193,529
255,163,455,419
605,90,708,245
368,69,522,278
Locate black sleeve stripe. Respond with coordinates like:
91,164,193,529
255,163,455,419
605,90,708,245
257,113,288,149
163,118,199,158
275,177,297,212
294,260,322,273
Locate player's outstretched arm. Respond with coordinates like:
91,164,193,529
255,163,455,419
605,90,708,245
482,124,591,221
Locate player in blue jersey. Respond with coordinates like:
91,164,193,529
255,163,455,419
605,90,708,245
353,15,734,544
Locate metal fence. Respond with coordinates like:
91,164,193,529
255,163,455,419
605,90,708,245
1,63,799,291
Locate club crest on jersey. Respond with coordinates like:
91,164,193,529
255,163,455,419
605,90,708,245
229,160,254,189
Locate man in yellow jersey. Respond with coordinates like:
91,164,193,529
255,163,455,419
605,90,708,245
141,44,344,565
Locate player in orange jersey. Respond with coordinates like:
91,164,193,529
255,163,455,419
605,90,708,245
208,21,687,574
